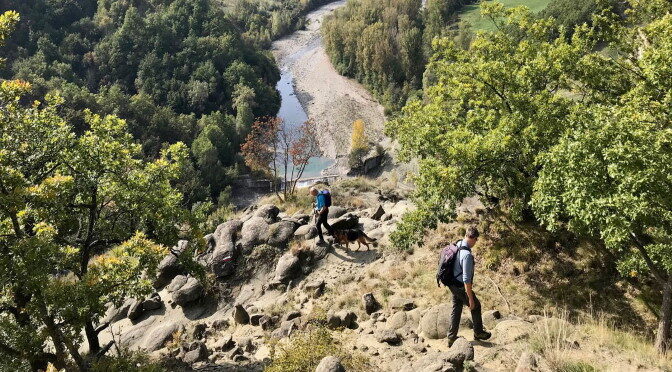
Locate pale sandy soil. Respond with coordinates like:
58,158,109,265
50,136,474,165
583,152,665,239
271,0,387,167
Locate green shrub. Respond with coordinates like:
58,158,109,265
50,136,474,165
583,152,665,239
266,326,370,372
91,351,163,372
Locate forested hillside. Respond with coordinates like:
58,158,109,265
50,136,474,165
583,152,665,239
0,0,280,209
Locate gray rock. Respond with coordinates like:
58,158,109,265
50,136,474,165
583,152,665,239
362,293,381,315
142,322,181,351
460,317,473,329
233,304,249,325
211,220,243,278
399,351,456,372
233,354,249,363
378,329,401,345
182,342,208,364
212,333,234,351
274,253,300,283
283,311,302,322
127,299,144,321
166,274,188,292
387,311,408,330
191,322,207,339
315,356,345,372
389,298,416,311
142,293,162,311
419,304,451,339
211,318,229,330
154,240,188,288
515,351,541,372
228,346,243,359
294,224,318,240
267,220,299,247
259,315,274,330
371,205,385,220
327,310,356,329
240,216,270,250
102,298,135,324
494,320,534,344
172,277,204,306
292,213,311,225
272,320,298,339
327,206,347,219
304,279,325,298
235,337,254,352
445,337,474,366
328,213,359,230
255,204,280,224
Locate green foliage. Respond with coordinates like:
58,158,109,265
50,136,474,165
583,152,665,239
1,0,281,206
322,0,429,111
0,81,190,369
387,4,590,248
266,326,370,372
91,350,164,372
459,0,553,31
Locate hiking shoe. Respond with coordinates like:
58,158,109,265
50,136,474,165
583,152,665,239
474,330,492,341
447,337,458,347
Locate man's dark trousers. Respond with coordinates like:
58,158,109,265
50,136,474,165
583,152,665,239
447,284,485,339
315,211,334,241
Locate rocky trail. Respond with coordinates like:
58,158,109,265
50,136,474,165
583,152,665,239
95,182,640,372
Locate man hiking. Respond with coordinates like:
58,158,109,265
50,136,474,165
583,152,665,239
446,226,491,346
310,187,334,245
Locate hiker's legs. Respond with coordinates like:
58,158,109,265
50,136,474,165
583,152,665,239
470,292,485,334
321,213,334,235
448,285,466,340
315,214,325,241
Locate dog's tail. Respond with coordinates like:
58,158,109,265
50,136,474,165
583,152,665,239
362,232,377,243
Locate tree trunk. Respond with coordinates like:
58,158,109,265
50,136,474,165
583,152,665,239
655,277,672,353
85,319,101,355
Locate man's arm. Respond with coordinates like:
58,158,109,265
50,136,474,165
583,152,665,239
462,254,475,310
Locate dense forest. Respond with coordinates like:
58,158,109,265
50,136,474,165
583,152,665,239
388,0,672,353
0,0,283,215
227,0,340,48
322,0,618,112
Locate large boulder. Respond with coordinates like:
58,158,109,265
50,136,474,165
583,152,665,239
315,356,345,372
398,351,456,372
154,240,188,288
172,277,204,306
419,304,451,339
142,293,162,311
127,299,144,321
274,253,300,283
233,304,250,325
211,220,243,278
445,337,474,366
362,293,381,315
142,322,181,351
483,309,502,329
102,298,135,324
267,220,299,247
327,310,356,329
327,206,347,219
377,329,401,345
371,204,386,220
387,311,408,330
182,342,208,364
167,275,188,292
255,204,280,224
494,320,534,344
389,298,416,311
294,225,318,240
328,213,359,230
240,217,270,250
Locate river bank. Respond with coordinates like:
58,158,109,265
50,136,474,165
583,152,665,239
271,0,387,175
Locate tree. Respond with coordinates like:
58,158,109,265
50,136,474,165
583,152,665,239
241,117,322,200
0,80,190,370
387,3,588,249
349,119,369,169
532,2,672,352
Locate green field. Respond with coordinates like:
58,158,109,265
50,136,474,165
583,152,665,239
459,0,553,31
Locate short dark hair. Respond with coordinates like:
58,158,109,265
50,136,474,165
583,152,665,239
465,226,480,239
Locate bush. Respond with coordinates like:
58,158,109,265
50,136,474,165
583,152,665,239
266,326,370,372
91,351,163,372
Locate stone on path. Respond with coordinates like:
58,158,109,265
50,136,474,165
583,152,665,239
315,356,345,372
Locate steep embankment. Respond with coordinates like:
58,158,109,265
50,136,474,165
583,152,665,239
271,1,387,166
101,178,670,371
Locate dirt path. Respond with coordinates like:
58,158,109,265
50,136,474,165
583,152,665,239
271,0,387,169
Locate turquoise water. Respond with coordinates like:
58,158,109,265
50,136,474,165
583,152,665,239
276,69,334,179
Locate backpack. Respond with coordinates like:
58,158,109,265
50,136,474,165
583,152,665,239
436,242,464,287
319,190,332,207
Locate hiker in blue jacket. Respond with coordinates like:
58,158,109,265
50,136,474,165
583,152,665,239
447,226,491,346
310,187,334,245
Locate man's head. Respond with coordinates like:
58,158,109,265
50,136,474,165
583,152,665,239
464,226,480,248
309,187,318,196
